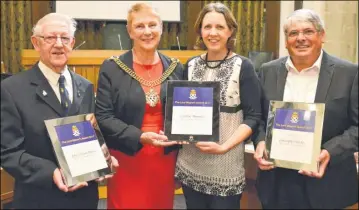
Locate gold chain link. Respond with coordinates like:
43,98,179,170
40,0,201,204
109,56,179,87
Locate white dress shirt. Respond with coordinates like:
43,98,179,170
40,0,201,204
283,50,323,103
38,61,73,103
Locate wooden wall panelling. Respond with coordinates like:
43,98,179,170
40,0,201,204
185,1,202,50
31,1,52,26
264,1,280,59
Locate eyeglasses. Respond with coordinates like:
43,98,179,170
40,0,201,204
287,29,317,39
37,35,72,45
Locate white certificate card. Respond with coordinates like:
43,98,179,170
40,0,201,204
270,108,316,164
171,87,213,135
55,121,108,177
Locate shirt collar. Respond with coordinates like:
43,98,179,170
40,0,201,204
285,50,323,73
38,61,71,86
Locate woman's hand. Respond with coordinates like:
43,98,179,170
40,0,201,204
195,141,227,154
140,130,178,147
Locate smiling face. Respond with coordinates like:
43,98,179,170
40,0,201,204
200,11,233,54
31,21,75,73
285,21,325,62
127,10,162,52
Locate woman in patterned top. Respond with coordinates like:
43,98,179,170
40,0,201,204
175,2,262,209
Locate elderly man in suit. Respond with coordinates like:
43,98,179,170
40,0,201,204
1,13,118,209
253,9,358,209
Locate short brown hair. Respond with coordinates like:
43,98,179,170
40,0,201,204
194,3,238,50
127,2,162,26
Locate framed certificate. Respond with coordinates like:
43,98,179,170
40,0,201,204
265,101,325,172
164,80,220,142
44,114,113,187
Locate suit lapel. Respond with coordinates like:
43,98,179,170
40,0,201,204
120,50,134,71
276,60,288,100
67,71,86,115
30,64,64,116
158,52,170,104
314,52,334,102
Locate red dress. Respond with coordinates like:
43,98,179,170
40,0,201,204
107,61,176,209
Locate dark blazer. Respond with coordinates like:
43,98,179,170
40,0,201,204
253,51,358,209
95,50,184,156
1,64,98,209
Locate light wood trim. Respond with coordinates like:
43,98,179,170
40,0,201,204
22,49,204,91
98,185,107,199
1,168,14,205
22,50,205,67
175,188,183,195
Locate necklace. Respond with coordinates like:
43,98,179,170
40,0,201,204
133,50,162,107
205,49,230,69
109,56,179,107
142,64,160,107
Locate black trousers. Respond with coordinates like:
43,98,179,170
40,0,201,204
182,184,242,209
262,168,312,209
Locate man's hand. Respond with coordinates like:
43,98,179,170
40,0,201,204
195,141,226,154
253,141,274,170
53,168,88,192
96,156,119,182
86,113,97,128
299,149,330,179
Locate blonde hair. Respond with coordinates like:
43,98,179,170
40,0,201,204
194,2,238,51
32,13,77,37
127,2,162,26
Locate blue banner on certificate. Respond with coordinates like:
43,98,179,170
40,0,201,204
55,121,108,177
45,114,113,187
265,101,325,171
165,81,220,142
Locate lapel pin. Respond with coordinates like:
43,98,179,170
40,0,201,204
77,91,81,97
42,90,47,96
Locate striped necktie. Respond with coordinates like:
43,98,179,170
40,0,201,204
58,75,71,115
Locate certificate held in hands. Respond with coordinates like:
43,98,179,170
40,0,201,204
45,114,113,187
164,81,220,142
265,101,325,172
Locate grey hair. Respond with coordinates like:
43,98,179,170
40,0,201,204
32,13,77,37
283,9,325,34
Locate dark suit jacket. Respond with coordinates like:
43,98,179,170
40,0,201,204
95,50,184,156
1,64,98,209
253,51,358,209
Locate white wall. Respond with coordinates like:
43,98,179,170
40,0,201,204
55,1,181,22
303,1,358,63
302,1,325,18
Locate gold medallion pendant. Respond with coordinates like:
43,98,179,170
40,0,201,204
109,56,179,108
145,88,160,107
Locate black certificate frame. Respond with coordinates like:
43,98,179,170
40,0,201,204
164,80,220,142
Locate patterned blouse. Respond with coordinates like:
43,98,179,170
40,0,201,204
175,54,261,196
